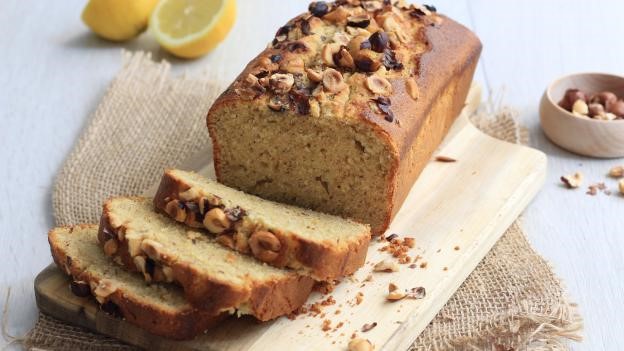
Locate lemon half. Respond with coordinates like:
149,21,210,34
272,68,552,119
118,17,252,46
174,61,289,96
150,0,236,59
82,0,159,41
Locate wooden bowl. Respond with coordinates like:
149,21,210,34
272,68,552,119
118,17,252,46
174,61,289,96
539,72,624,158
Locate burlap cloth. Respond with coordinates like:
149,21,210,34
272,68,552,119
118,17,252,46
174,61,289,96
21,52,582,350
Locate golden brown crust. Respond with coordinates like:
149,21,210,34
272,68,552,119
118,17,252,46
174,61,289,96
48,225,225,340
206,2,482,235
98,203,315,321
153,169,370,281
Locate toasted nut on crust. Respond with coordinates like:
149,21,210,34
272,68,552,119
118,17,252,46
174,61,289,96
249,230,282,263
165,199,187,222
141,239,164,261
373,259,399,272
203,208,231,234
406,78,419,100
269,73,295,94
336,47,355,69
366,75,393,96
103,239,118,256
93,279,118,304
348,338,374,351
322,68,348,93
561,172,583,189
306,68,323,83
322,43,341,67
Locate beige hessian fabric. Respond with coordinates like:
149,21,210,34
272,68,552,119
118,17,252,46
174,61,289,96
24,52,582,350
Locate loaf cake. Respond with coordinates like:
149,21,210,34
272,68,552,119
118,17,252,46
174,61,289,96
48,225,224,340
154,169,370,280
99,197,315,320
206,1,482,234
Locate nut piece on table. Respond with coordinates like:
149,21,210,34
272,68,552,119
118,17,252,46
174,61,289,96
386,290,406,301
373,259,399,272
348,338,374,351
561,172,583,189
609,166,624,178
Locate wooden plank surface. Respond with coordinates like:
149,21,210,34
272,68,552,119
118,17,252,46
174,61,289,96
35,87,547,350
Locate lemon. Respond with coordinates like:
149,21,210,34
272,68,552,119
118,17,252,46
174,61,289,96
82,0,159,41
150,0,236,59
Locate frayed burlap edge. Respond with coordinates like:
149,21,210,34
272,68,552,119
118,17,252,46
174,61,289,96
9,52,582,350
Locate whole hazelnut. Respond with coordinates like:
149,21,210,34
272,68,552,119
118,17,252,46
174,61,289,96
587,103,605,118
607,99,624,118
589,91,617,108
558,89,586,111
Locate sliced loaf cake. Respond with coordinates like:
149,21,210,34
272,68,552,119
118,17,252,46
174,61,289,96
48,225,224,340
153,169,371,280
99,197,315,320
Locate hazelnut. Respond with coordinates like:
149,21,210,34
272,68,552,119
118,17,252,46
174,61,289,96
590,91,617,108
588,103,605,118
269,73,295,94
141,239,164,261
103,239,118,256
164,199,187,223
406,78,419,100
268,95,290,112
561,172,583,189
133,255,146,273
609,166,624,178
619,179,624,195
248,230,281,263
335,47,355,69
381,16,409,44
354,51,381,72
347,14,371,28
126,235,143,257
362,1,383,11
558,89,587,111
215,234,236,249
203,208,231,234
386,290,407,301
366,75,393,96
348,34,371,54
373,259,399,272
571,99,589,116
322,68,348,93
93,279,118,304
322,43,342,67
388,282,398,292
279,57,305,74
323,6,350,24
332,31,351,46
348,338,374,351
306,68,323,83
607,100,624,118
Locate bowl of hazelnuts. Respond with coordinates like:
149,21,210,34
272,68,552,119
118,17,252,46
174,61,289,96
540,72,624,158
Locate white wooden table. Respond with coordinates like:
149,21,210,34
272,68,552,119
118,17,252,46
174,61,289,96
1,1,622,349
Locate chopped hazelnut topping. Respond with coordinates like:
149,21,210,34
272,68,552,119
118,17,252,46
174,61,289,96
332,31,351,46
269,73,295,94
335,47,355,69
322,68,348,93
323,6,350,24
366,75,393,96
322,43,342,67
347,14,371,28
306,68,323,83
279,57,305,74
561,172,583,189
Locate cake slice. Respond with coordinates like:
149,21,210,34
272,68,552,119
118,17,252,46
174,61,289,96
99,197,315,320
48,225,224,340
153,169,371,281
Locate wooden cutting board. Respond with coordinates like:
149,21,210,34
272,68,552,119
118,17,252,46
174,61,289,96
34,85,547,351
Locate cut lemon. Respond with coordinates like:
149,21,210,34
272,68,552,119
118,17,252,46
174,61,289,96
150,0,236,59
82,0,159,41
